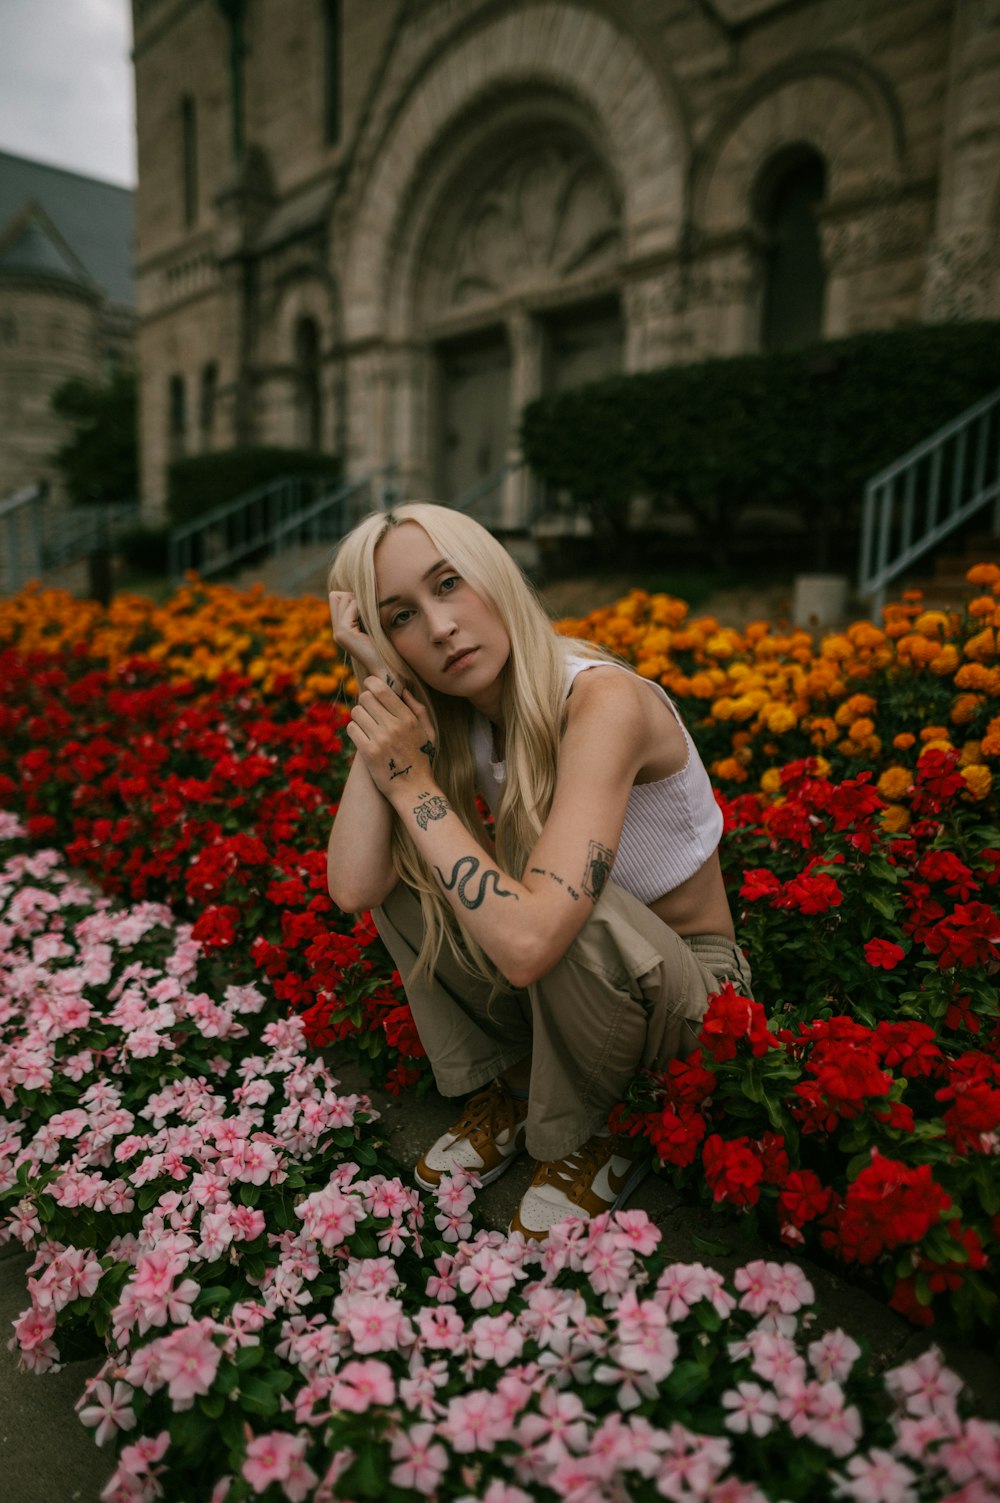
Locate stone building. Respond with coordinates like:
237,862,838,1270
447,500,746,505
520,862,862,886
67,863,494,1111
132,0,1000,526
0,151,134,505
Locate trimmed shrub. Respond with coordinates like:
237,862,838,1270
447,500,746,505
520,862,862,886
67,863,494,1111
521,321,1000,568
116,523,171,576
166,447,341,527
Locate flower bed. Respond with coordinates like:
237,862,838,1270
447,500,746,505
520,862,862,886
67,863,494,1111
1,811,999,1501
0,567,998,1491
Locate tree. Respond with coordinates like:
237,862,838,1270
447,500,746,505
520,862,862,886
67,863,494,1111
50,367,139,506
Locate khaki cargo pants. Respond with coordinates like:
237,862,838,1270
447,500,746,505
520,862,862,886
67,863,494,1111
372,880,754,1162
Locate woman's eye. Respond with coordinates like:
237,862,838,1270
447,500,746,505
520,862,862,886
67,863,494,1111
389,608,414,629
439,575,460,594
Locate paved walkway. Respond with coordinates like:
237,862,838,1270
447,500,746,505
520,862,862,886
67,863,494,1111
2,1057,997,1503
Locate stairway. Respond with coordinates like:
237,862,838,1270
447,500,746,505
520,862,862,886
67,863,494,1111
896,527,1000,609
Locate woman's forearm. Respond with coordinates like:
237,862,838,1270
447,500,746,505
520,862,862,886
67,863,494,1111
327,753,397,911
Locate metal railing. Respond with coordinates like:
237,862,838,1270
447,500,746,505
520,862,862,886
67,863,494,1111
858,386,1000,618
1,484,139,594
260,468,400,596
167,470,342,582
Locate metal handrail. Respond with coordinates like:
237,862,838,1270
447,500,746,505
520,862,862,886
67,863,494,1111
167,470,339,581
858,386,1000,619
1,486,139,594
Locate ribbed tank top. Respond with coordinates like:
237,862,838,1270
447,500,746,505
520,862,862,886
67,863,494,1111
471,654,724,903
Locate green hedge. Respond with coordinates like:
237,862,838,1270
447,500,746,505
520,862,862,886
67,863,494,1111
167,447,341,526
520,322,1000,568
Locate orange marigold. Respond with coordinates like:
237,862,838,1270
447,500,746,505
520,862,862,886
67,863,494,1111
713,757,749,783
961,765,993,801
919,725,950,742
953,662,996,692
880,803,911,834
964,627,996,663
951,693,984,725
848,717,876,742
877,767,913,802
893,732,917,750
966,562,1000,587
929,646,960,676
835,693,877,727
960,740,983,766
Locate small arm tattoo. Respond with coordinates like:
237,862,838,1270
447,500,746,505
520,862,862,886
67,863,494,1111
583,840,614,902
388,758,412,781
419,740,436,764
414,793,449,829
529,865,580,900
435,855,517,910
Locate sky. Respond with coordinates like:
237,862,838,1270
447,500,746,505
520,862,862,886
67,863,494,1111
0,0,135,186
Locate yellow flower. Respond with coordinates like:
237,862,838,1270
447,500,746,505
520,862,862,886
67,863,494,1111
961,764,993,801
762,703,797,735
878,766,913,801
880,803,911,833
760,767,783,794
929,645,960,676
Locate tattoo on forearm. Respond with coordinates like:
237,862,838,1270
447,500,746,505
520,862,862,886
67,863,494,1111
388,758,411,781
420,740,436,765
435,855,517,910
582,841,614,902
414,793,449,829
529,866,580,901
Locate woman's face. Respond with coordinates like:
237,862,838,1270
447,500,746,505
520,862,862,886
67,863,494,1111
373,522,511,721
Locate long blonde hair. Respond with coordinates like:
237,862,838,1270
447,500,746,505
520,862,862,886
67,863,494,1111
328,502,593,986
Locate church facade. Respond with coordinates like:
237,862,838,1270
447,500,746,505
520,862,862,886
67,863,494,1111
132,0,1000,525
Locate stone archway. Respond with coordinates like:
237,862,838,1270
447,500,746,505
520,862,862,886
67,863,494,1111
257,271,341,452
342,2,687,345
693,58,914,345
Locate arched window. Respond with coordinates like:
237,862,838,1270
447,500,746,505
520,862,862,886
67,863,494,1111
294,317,322,450
756,148,827,353
200,362,218,448
181,94,198,227
323,0,341,146
168,374,187,460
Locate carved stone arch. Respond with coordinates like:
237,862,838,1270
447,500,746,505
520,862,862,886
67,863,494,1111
383,84,622,340
695,53,905,238
260,266,339,368
342,1,687,342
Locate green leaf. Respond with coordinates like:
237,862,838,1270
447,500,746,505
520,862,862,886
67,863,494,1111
690,1232,734,1258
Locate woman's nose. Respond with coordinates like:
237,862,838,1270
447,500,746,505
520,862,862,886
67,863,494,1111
427,603,457,640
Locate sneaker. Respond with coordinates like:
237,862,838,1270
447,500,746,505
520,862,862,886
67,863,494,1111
414,1077,529,1191
509,1131,651,1240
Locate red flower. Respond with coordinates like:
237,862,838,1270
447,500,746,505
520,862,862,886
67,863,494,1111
874,1021,943,1079
698,985,778,1062
778,1170,832,1228
823,1156,952,1265
923,903,1000,970
190,904,239,949
648,1104,707,1168
660,1052,717,1106
702,1134,763,1207
777,870,844,915
740,868,782,903
808,1046,893,1118
382,1005,427,1059
756,1130,789,1185
863,938,906,970
917,850,978,901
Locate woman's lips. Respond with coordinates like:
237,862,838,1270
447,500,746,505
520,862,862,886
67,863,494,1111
444,648,477,672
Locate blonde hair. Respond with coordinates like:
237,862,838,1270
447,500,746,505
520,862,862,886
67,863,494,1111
328,502,599,986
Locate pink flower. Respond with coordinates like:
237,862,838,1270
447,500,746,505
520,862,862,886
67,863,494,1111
722,1380,779,1436
441,1390,508,1453
810,1381,864,1458
329,1359,395,1413
154,1321,222,1406
117,1432,170,1477
77,1379,137,1446
243,1431,317,1501
885,1347,965,1420
832,1448,919,1502
615,1290,679,1383
470,1311,523,1367
389,1421,449,1492
809,1329,862,1383
457,1246,518,1309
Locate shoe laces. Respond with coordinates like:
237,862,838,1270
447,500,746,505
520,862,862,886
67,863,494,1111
535,1135,613,1195
451,1079,524,1144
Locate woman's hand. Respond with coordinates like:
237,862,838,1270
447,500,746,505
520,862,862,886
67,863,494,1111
329,591,393,684
346,677,438,801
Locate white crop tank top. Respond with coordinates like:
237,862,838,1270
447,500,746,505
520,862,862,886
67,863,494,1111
471,653,724,903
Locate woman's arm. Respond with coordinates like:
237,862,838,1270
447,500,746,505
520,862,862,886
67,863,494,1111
325,591,403,913
346,670,650,985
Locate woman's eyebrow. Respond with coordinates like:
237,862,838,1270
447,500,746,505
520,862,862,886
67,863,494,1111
378,558,451,609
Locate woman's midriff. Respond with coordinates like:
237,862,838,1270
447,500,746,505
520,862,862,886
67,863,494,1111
646,848,736,941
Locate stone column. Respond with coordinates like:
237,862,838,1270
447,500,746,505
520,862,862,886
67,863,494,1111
505,307,543,530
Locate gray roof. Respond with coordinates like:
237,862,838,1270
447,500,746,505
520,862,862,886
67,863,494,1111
0,149,134,306
0,213,94,288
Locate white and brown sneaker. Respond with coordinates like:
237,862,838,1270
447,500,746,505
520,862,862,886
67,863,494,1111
414,1077,529,1191
509,1130,651,1241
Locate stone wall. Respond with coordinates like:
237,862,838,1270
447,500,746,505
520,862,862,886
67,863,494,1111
131,0,1000,518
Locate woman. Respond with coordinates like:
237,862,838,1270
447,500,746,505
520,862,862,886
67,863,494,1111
326,503,751,1241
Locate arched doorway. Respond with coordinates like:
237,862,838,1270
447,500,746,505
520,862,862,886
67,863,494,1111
756,147,828,352
293,315,322,450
